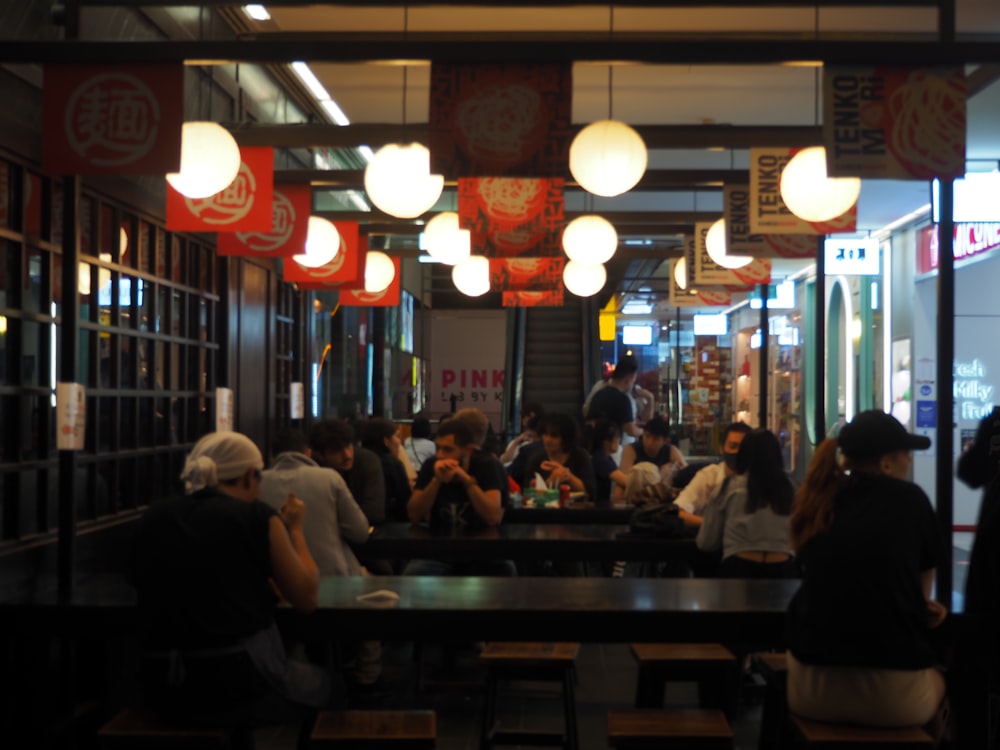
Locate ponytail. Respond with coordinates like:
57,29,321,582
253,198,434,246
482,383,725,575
790,439,847,551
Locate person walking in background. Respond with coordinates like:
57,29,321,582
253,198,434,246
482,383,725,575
361,418,412,522
131,431,329,731
673,422,752,528
585,356,644,443
785,411,947,741
695,429,797,578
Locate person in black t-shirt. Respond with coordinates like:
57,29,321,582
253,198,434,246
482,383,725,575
586,419,628,506
786,411,946,738
404,420,514,576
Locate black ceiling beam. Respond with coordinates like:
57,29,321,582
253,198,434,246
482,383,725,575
281,168,745,189
234,123,821,150
5,37,999,65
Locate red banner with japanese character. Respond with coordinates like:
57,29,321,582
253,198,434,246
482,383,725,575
429,63,572,177
167,147,273,232
338,256,401,307
282,225,364,285
43,64,184,175
489,257,566,291
459,177,563,257
217,184,311,258
502,290,564,307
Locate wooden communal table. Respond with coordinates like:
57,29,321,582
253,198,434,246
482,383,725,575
0,575,800,646
363,522,701,562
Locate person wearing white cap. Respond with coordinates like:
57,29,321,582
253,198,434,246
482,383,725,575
785,411,946,741
132,430,330,726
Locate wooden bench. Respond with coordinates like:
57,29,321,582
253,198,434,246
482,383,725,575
310,709,436,748
479,642,580,750
790,715,934,748
607,708,733,749
97,707,244,749
630,643,738,716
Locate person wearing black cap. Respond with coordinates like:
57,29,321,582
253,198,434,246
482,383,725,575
786,410,946,739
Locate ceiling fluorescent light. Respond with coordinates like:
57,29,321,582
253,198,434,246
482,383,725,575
621,301,654,315
243,4,270,21
291,62,329,100
358,145,375,164
320,99,350,127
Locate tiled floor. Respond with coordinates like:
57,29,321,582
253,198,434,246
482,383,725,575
254,641,765,749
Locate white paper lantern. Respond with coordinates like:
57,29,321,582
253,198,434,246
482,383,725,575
364,143,444,219
779,146,861,223
422,212,472,266
293,217,341,268
562,215,618,264
673,257,688,290
705,218,752,269
451,256,490,297
562,260,607,297
166,122,242,199
364,251,396,293
569,120,648,198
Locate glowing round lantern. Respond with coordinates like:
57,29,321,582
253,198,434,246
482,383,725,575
562,261,607,297
451,256,490,297
364,143,444,219
293,217,340,268
166,122,242,199
569,120,648,197
562,215,618,264
779,146,861,223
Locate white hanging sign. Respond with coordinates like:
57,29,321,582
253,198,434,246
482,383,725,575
56,382,86,451
215,387,234,432
290,382,305,420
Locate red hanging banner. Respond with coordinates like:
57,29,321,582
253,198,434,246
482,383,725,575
166,147,273,232
458,177,564,257
281,223,363,285
489,257,566,291
338,256,401,307
429,63,572,177
502,290,565,307
217,184,311,258
43,64,184,175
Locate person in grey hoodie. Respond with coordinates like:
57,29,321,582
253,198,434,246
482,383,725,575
260,429,383,693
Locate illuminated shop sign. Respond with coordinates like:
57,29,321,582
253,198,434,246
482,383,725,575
954,358,994,420
917,223,1000,274
824,237,880,275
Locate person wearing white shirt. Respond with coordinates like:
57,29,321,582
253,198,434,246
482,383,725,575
673,422,752,528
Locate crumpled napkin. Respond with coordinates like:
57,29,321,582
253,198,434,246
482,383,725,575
533,472,548,491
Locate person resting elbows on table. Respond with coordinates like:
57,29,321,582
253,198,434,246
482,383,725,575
524,413,598,503
404,419,514,577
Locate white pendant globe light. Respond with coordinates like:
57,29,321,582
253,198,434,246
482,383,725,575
562,215,618,264
422,212,471,266
673,257,688,290
364,251,396,293
292,217,341,268
364,143,444,219
779,146,861,223
705,218,752,269
563,260,607,297
569,120,648,198
451,256,490,297
166,122,242,199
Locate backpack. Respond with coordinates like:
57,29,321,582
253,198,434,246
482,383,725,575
628,502,686,538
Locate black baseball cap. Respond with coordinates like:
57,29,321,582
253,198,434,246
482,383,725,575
838,410,931,460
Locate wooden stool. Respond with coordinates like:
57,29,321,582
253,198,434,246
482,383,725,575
310,710,436,748
479,642,580,750
97,707,241,749
607,708,733,749
790,715,934,748
755,651,791,749
630,643,738,716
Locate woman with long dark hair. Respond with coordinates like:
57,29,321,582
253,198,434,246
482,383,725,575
696,429,797,578
360,418,412,522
